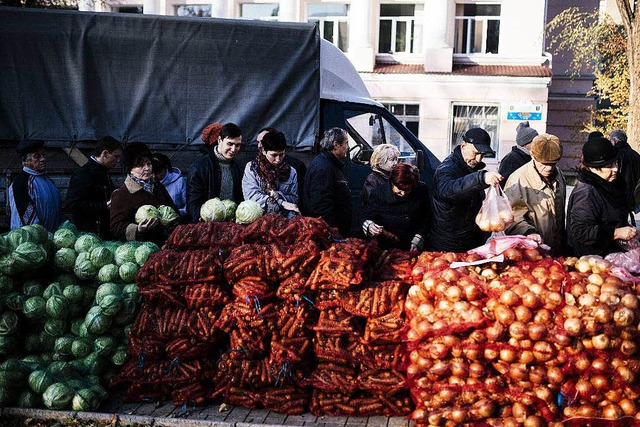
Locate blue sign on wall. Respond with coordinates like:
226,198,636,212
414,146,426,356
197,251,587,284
507,111,542,121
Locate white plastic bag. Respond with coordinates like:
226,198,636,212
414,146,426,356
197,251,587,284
475,184,514,232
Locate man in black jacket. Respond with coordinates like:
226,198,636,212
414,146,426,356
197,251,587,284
64,136,122,238
428,128,503,252
609,129,640,212
187,122,244,223
303,127,351,236
498,121,537,186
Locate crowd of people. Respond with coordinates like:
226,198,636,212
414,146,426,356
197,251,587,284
7,120,640,259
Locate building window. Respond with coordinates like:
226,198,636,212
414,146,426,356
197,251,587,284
454,4,500,54
241,3,279,19
176,5,212,16
378,4,423,54
451,104,499,157
382,103,419,137
115,6,143,13
308,3,349,52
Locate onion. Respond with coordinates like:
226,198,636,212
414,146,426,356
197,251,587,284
562,305,581,319
594,304,613,323
545,291,563,307
494,304,516,326
575,378,594,398
592,334,610,350
493,360,509,375
588,273,604,286
484,376,505,392
576,259,591,273
486,322,506,341
570,283,587,297
591,358,608,372
411,408,426,422
450,359,468,378
427,412,444,426
484,348,498,360
601,292,621,305
622,293,639,309
469,361,486,378
619,398,637,416
406,363,420,377
614,307,636,327
529,284,544,296
528,323,547,341
512,284,528,296
509,321,528,340
578,293,596,307
514,305,533,322
602,403,623,419
441,268,460,282
469,330,486,344
450,408,467,423
445,285,462,301
617,365,636,383
463,283,483,301
406,328,420,341
500,290,520,307
605,388,624,403
519,350,534,364
430,360,450,378
463,347,482,360
511,401,529,420
524,415,546,427
500,348,518,363
481,268,498,280
621,340,638,356
529,366,546,384
471,399,496,419
534,385,552,401
524,248,542,261
429,342,449,359
590,374,610,390
576,404,598,418
504,247,523,262
564,317,584,336
586,283,601,296
533,341,555,362
574,354,591,371
533,309,553,325
417,303,434,317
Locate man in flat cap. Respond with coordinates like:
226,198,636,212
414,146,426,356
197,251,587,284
427,127,503,252
504,134,566,256
8,140,61,232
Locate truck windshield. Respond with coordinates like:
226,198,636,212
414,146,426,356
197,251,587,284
344,110,417,167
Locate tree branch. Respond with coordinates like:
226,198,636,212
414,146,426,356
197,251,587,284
616,0,634,30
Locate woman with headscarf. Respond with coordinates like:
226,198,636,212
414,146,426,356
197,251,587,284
110,142,176,245
361,163,430,251
242,130,299,216
360,144,400,207
567,136,638,256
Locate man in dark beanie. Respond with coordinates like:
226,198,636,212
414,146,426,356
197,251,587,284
8,140,61,232
65,136,123,238
609,129,640,211
498,121,538,186
504,134,566,255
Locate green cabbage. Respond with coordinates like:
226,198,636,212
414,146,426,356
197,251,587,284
22,280,43,297
74,252,98,280
17,391,40,408
6,228,32,249
84,307,112,335
93,336,116,356
3,292,24,311
72,388,100,411
62,285,84,304
43,382,74,410
134,242,160,267
43,282,64,299
46,295,70,319
119,262,138,283
111,346,128,366
74,233,101,254
95,283,122,305
14,241,48,268
43,319,66,338
97,264,120,283
0,311,19,336
158,205,179,227
53,228,77,249
135,205,160,224
222,199,237,221
114,243,137,266
98,294,123,316
54,335,75,356
22,224,49,244
28,369,54,394
90,246,114,268
22,296,46,319
54,248,77,271
235,200,264,224
200,198,226,222
57,274,77,288
71,338,92,358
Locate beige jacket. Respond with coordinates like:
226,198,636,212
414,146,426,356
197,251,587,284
504,161,566,255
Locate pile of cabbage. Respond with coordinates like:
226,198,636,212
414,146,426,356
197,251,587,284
200,198,263,224
0,223,156,411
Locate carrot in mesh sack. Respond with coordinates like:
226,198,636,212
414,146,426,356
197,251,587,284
475,183,514,233
137,248,224,285
164,221,244,249
239,213,289,244
262,386,308,415
184,282,231,309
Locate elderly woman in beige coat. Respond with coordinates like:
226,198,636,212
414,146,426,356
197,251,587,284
503,134,566,256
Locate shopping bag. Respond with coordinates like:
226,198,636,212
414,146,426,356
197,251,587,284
475,184,514,232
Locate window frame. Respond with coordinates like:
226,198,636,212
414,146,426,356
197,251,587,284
453,2,501,55
381,102,420,138
307,3,350,51
239,2,280,20
377,3,423,57
174,4,212,17
450,103,500,158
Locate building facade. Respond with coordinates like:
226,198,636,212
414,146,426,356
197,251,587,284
79,0,594,170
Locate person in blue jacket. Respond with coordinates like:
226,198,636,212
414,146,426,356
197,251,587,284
8,140,61,232
152,153,187,219
427,128,502,252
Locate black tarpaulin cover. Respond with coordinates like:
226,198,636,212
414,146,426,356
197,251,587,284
0,7,320,149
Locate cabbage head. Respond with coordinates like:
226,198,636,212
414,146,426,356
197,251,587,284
6,228,32,249
54,248,77,272
135,205,160,224
0,311,19,336
235,200,264,224
22,224,49,244
134,242,159,267
200,198,226,222
222,199,237,221
43,382,74,410
158,205,179,227
53,228,77,249
74,252,98,280
90,246,113,268
74,233,101,254
114,243,137,266
14,241,48,268
119,262,138,283
97,264,120,283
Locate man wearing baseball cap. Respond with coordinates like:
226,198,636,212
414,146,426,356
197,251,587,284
503,134,566,255
428,127,503,251
8,140,61,232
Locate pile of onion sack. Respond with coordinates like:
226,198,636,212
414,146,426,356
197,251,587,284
404,239,640,426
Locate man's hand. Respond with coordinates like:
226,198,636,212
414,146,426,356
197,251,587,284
363,220,383,236
484,171,503,186
282,201,300,213
614,226,638,241
527,233,543,244
137,217,159,233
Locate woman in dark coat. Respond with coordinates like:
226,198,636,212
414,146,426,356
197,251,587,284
567,136,637,256
110,142,177,245
360,144,400,207
361,163,430,251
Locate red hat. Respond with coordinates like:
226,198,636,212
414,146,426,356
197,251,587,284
202,123,223,145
